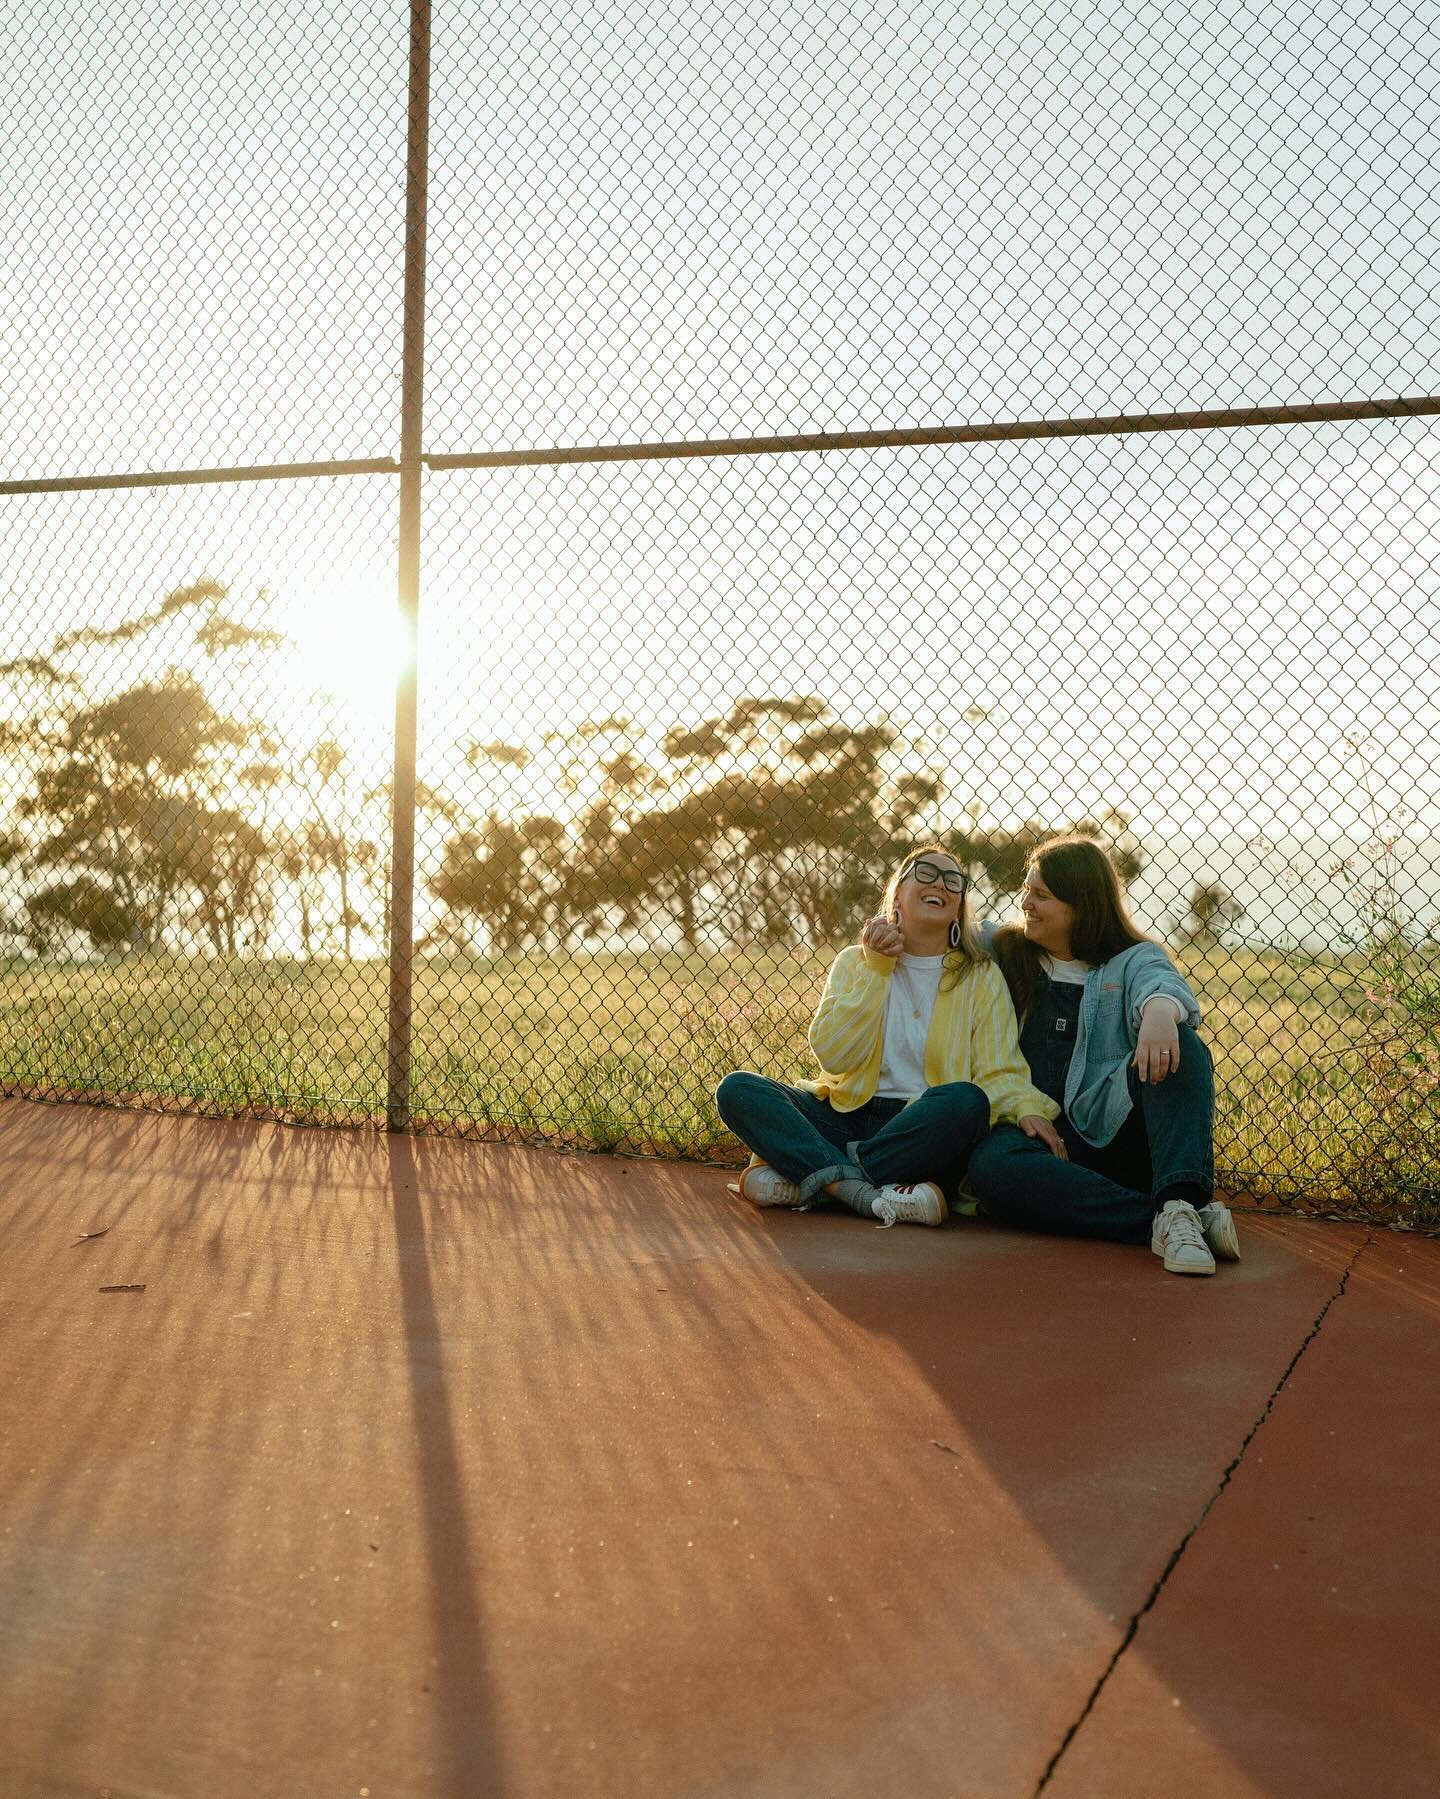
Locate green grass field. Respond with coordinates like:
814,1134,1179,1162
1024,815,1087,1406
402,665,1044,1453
1,945,1435,1220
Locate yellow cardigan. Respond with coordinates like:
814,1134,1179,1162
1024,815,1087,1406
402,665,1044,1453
798,944,1060,1126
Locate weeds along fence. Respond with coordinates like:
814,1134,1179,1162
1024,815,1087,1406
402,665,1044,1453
2,0,1438,1212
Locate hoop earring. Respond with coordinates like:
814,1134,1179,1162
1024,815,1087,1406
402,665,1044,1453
948,919,962,950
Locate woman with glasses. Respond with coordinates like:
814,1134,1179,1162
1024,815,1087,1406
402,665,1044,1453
716,846,1061,1228
966,835,1239,1275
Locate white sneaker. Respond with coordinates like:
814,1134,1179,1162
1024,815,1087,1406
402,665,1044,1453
738,1160,803,1209
1151,1199,1217,1275
1198,1200,1241,1262
872,1182,948,1229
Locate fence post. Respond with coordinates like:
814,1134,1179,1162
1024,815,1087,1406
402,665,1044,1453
386,0,432,1132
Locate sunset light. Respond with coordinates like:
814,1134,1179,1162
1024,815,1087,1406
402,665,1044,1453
275,567,412,752
2,0,1438,1786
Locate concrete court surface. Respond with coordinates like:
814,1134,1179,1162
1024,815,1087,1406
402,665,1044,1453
1,1097,1437,1799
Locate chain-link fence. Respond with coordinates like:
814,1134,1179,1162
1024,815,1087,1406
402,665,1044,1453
3,0,1437,1211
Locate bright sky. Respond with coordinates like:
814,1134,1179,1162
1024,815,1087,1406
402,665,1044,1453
2,0,1438,944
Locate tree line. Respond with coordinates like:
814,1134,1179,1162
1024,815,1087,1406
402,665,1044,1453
425,699,1149,955
0,578,1240,961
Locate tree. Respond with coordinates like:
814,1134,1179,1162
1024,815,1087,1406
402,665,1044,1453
18,676,254,951
426,812,569,953
588,788,720,950
23,875,138,956
1174,880,1246,947
645,699,925,949
7,581,283,956
302,739,373,957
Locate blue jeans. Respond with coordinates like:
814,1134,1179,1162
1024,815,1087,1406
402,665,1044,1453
715,1072,991,1209
966,1023,1216,1245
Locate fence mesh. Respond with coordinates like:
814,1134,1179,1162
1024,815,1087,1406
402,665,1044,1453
427,0,1440,445
3,0,406,479
2,0,1437,1209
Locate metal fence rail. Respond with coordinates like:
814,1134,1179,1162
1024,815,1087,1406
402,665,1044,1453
2,0,1437,1209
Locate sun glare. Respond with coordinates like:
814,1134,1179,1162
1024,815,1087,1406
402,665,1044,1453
277,571,411,753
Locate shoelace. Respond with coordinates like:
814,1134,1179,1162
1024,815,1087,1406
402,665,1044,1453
1164,1207,1208,1252
873,1185,921,1229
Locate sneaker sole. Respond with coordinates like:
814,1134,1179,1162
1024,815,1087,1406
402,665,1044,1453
1152,1240,1217,1274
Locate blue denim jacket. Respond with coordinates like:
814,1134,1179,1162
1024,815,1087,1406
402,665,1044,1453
980,923,1201,1147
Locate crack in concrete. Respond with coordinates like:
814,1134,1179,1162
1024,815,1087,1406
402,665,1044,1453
1032,1231,1375,1795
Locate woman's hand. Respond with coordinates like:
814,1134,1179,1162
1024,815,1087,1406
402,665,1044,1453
860,914,905,959
1133,1006,1181,1083
1019,1114,1068,1159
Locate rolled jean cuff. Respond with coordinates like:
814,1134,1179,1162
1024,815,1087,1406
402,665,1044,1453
846,1138,880,1182
797,1159,867,1208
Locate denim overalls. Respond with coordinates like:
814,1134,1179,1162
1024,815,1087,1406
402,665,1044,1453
967,969,1216,1244
1018,974,1084,1112
1017,973,1214,1197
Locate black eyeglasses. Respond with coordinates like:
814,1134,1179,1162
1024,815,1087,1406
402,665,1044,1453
904,859,969,894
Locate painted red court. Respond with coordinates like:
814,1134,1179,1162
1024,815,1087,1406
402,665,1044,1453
2,1098,1436,1798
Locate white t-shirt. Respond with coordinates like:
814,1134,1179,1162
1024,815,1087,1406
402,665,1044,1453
877,953,947,1099
1042,951,1184,1022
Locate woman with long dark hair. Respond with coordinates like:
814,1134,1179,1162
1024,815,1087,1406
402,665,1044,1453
967,835,1239,1274
716,846,1061,1228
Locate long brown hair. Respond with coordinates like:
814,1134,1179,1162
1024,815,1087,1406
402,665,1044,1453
880,843,979,991
991,835,1152,1021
